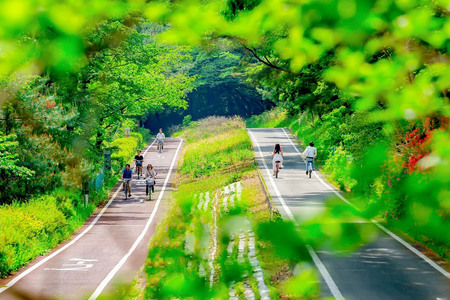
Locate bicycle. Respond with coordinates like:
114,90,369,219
157,140,163,153
135,161,143,179
146,177,155,201
275,160,281,178
123,179,131,200
307,160,314,178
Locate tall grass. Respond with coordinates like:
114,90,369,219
142,116,294,299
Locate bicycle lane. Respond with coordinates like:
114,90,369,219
0,138,184,300
247,128,450,300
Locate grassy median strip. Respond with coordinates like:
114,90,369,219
135,117,298,299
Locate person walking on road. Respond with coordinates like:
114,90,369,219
144,164,157,195
156,128,165,151
121,164,133,197
303,141,317,175
271,143,284,176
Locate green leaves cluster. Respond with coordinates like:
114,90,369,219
0,4,196,202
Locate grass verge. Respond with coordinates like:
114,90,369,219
136,116,301,299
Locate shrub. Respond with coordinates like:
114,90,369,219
138,127,152,143
110,133,142,173
131,132,144,149
0,196,69,277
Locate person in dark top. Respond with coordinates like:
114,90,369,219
121,164,133,197
134,150,144,177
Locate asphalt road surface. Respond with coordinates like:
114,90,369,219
0,138,183,300
248,128,450,300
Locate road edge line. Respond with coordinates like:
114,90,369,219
88,138,184,299
0,139,157,294
247,129,344,300
280,128,450,279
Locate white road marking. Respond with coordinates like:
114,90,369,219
281,128,450,279
142,139,157,156
247,129,344,300
44,258,98,272
372,221,450,279
0,139,162,294
0,181,123,293
89,138,183,299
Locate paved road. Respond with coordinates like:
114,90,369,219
0,138,183,300
248,128,450,300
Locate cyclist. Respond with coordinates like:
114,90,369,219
121,164,133,197
134,150,144,177
303,141,317,175
271,143,284,176
144,164,157,195
156,128,165,151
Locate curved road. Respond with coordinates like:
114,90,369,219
248,128,449,300
0,138,183,300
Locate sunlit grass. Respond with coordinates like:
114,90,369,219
143,116,295,299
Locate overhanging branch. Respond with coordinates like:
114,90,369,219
242,45,300,75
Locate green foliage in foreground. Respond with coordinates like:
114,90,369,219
248,108,450,260
143,117,300,299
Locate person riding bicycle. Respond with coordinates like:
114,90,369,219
144,164,157,195
134,150,144,177
121,164,133,197
303,141,317,175
156,128,165,151
271,143,284,176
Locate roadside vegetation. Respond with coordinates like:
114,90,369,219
247,107,449,262
0,124,146,278
0,0,448,295
0,3,193,278
138,117,312,299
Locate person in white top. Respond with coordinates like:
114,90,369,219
144,164,157,195
271,143,284,176
303,141,317,175
156,128,165,150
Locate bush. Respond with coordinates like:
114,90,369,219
130,132,144,149
182,115,192,127
110,133,142,173
323,147,357,191
138,127,152,143
0,196,69,277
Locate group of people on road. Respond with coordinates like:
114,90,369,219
120,128,165,198
271,141,317,177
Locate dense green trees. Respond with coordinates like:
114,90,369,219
143,0,449,257
0,4,195,203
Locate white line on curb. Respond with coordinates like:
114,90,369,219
280,128,450,279
247,129,344,300
89,138,184,299
0,138,159,294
